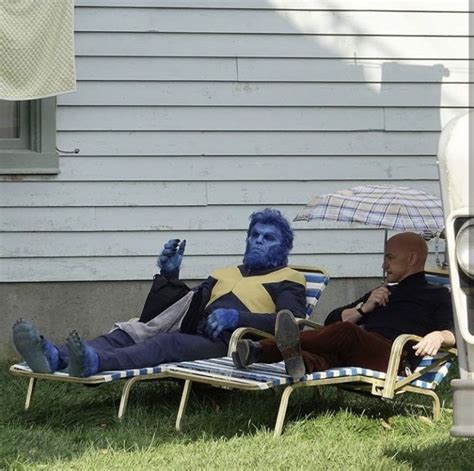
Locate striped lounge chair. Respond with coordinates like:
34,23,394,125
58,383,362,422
9,265,329,419
166,272,456,437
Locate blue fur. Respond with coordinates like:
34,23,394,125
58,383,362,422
204,308,239,339
243,208,293,271
157,239,186,278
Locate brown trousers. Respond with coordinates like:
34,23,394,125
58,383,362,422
260,321,394,374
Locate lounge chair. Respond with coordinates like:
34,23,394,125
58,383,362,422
166,272,456,437
9,265,329,419
8,362,170,419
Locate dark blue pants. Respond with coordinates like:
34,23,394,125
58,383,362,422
58,329,228,371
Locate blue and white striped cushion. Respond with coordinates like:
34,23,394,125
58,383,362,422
101,365,170,381
166,355,451,391
411,355,452,389
425,273,450,288
303,272,330,318
11,353,450,391
11,362,169,382
306,362,451,389
305,366,387,381
167,357,291,389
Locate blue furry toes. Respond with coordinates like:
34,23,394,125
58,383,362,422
66,330,99,378
12,319,60,373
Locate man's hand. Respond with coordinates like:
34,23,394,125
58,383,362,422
362,286,391,313
412,331,445,357
157,239,186,278
204,308,239,339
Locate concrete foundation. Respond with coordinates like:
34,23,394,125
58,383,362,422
1,277,378,361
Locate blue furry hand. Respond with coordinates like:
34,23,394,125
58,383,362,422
157,239,186,278
204,308,239,339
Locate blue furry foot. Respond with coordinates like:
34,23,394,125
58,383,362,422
12,319,60,373
66,330,99,378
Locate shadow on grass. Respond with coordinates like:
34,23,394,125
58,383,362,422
176,381,442,438
1,366,186,467
181,360,460,438
385,439,474,470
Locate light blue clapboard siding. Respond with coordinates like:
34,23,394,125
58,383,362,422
0,180,440,207
2,230,387,257
74,8,467,35
205,181,441,205
56,107,386,131
58,82,468,107
0,256,394,282
54,131,441,156
1,156,439,182
75,33,466,59
74,57,471,83
1,0,471,282
75,57,238,81
0,182,207,206
0,252,444,282
75,0,467,12
0,205,439,232
56,107,469,132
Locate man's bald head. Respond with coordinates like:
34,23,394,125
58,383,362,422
384,232,428,282
388,232,428,262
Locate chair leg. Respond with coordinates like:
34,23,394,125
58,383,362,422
312,386,322,400
176,380,193,432
25,377,37,410
274,385,297,438
423,390,441,421
118,377,140,420
405,389,441,421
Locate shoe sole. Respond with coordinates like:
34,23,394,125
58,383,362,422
232,340,250,368
275,310,306,380
13,321,51,373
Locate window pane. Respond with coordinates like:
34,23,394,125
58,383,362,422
0,100,19,138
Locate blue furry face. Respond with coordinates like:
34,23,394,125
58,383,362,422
243,223,286,270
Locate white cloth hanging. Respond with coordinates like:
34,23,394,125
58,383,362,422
0,0,76,100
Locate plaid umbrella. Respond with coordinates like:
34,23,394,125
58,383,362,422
294,185,444,232
294,185,445,279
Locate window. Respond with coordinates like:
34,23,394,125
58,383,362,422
0,97,58,174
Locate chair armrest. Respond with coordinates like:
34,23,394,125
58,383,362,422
382,334,422,398
227,318,323,356
382,334,457,399
227,327,274,356
296,318,324,330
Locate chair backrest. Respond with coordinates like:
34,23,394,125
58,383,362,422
290,265,330,318
425,272,451,288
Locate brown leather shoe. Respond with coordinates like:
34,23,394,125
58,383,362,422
275,310,306,380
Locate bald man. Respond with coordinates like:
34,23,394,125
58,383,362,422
233,232,456,379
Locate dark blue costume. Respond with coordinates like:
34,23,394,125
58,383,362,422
13,208,306,377
57,264,306,371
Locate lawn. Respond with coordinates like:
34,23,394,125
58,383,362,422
1,360,473,470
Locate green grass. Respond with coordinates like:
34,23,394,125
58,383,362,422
1,360,473,470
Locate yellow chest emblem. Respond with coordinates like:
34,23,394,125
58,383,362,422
206,266,305,314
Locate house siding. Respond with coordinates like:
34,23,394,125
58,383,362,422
0,0,470,282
